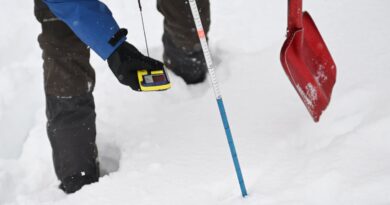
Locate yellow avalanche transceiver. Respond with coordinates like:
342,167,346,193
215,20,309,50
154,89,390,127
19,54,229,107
137,69,171,91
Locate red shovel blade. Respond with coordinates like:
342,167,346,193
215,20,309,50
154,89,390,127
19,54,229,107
281,12,336,122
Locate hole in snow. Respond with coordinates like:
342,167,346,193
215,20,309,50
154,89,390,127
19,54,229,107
98,144,121,177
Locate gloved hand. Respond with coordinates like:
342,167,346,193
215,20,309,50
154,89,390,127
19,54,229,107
107,41,164,91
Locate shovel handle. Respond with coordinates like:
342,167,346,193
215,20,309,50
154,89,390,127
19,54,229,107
288,0,303,31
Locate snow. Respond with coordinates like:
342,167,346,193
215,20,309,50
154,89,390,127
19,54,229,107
1,0,390,204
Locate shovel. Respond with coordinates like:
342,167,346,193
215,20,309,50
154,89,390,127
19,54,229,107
280,0,336,122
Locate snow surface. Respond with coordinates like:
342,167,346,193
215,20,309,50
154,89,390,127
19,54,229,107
1,0,390,204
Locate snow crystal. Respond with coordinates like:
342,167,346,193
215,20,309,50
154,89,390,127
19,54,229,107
315,64,328,83
296,83,318,110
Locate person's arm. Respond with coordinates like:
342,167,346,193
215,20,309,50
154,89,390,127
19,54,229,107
43,0,165,91
43,0,126,60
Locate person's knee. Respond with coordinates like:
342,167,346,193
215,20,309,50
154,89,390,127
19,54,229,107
42,55,95,97
37,17,95,97
159,0,210,51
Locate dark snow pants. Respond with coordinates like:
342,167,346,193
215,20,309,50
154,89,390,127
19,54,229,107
157,0,210,54
34,0,99,182
34,0,210,182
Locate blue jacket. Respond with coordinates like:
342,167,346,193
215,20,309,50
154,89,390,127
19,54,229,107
43,0,126,60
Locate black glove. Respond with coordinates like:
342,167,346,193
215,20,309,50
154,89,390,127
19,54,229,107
107,42,164,91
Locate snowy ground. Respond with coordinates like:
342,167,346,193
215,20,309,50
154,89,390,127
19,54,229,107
1,0,390,204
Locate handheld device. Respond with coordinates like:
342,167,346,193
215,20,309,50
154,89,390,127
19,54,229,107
137,0,171,92
137,69,171,91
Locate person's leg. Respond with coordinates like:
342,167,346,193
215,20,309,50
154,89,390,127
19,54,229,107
34,0,99,193
157,0,211,84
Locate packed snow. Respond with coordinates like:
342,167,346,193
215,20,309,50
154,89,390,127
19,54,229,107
1,0,390,204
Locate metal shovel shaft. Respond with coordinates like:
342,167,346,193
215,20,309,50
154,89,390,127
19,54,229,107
288,0,303,32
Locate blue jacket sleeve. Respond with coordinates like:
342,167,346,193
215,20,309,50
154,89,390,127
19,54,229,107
43,0,126,60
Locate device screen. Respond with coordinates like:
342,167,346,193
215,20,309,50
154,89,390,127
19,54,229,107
152,74,166,83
